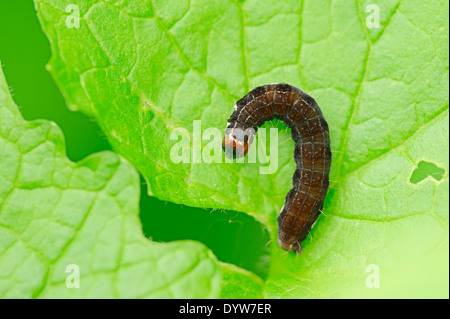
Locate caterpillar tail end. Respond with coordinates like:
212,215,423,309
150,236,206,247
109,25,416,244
278,238,303,254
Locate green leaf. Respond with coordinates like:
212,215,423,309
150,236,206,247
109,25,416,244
0,65,222,298
219,263,264,299
34,0,448,297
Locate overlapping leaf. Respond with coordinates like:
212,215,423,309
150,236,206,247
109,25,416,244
0,66,221,298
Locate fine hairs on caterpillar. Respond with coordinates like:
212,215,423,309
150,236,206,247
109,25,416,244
222,83,331,253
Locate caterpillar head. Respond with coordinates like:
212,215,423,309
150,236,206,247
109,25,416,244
222,127,255,159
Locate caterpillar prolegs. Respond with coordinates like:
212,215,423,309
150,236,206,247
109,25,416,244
222,83,331,253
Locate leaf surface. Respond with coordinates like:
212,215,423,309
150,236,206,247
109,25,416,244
34,0,449,297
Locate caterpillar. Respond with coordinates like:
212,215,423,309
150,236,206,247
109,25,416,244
222,83,331,253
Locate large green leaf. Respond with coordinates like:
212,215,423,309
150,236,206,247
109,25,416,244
0,66,221,298
34,0,448,297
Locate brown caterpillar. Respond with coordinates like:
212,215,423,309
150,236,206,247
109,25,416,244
222,83,331,253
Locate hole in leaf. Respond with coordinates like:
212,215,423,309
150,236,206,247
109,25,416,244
410,161,445,183
139,178,271,279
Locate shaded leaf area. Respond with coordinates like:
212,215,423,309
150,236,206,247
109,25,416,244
0,0,111,163
35,0,449,297
0,66,222,298
140,179,271,279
